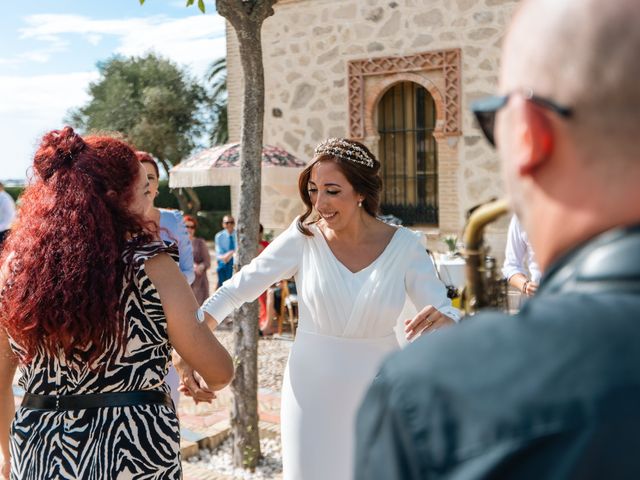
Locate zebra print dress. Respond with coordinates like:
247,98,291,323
8,242,181,480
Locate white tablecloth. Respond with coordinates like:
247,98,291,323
436,255,466,290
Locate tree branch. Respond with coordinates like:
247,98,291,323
250,0,277,22
216,0,276,28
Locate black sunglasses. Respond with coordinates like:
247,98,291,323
223,221,235,225
471,89,573,147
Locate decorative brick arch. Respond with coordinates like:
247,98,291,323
348,49,461,140
363,72,447,139
347,49,462,231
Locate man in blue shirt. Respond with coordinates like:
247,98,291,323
214,215,236,289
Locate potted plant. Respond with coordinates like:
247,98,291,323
442,235,458,258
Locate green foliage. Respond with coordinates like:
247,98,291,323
155,181,230,211
5,187,23,202
155,181,230,240
206,57,228,145
141,0,207,13
185,0,206,13
194,210,227,241
67,54,208,171
442,235,458,253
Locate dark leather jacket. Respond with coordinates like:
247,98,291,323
356,226,640,480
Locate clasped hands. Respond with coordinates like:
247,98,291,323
404,305,455,342
172,351,216,404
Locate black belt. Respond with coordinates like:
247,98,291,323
21,390,174,411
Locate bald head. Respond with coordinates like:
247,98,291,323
502,0,640,162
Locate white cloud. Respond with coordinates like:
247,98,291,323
0,72,98,115
19,13,226,76
0,72,99,181
86,34,103,46
0,33,68,67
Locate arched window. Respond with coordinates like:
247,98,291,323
377,82,438,225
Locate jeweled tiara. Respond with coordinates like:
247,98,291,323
313,138,375,169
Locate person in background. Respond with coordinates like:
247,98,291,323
258,223,269,253
137,152,195,285
0,183,16,251
214,215,236,289
184,214,211,305
257,224,275,335
0,127,232,479
503,214,541,298
355,0,640,478
137,151,195,409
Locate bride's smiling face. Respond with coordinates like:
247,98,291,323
308,160,364,231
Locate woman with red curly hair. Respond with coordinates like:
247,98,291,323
0,127,233,479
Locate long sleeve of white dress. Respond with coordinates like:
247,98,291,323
201,221,304,325
404,236,461,322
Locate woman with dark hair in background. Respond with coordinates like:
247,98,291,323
184,214,211,305
0,127,233,479
185,138,459,480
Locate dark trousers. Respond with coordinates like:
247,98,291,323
216,262,234,289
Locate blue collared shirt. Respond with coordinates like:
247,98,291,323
159,209,195,285
214,229,236,269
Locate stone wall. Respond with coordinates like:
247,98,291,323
226,0,519,257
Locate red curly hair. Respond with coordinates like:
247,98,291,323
0,127,153,364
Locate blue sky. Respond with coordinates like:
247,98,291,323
0,0,226,182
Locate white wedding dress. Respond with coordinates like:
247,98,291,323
203,219,459,480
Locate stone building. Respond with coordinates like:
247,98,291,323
225,0,519,255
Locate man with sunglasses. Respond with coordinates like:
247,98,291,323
214,215,237,289
355,0,640,478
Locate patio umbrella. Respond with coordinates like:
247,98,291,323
169,143,307,188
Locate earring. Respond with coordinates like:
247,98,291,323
358,200,363,208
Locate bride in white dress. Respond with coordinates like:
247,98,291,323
195,138,460,479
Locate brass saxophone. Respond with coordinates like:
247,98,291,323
461,198,510,315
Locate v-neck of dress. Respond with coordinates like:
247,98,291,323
314,224,402,275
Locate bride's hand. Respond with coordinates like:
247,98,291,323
404,305,454,341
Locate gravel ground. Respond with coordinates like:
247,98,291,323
186,437,282,479
214,328,291,392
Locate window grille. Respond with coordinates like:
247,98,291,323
377,82,438,225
